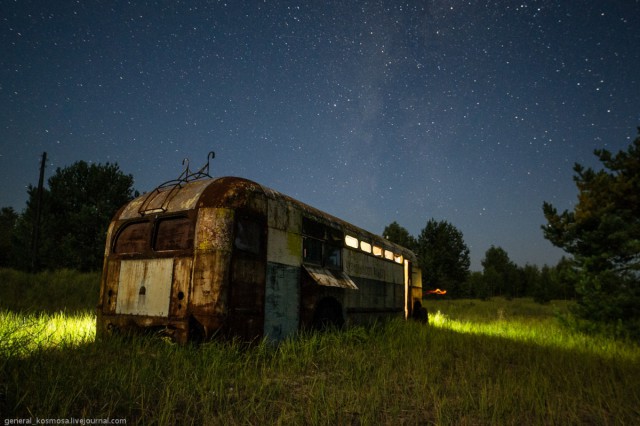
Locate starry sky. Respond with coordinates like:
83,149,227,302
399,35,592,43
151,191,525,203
1,1,639,270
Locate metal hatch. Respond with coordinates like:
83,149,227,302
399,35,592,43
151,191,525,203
116,259,173,317
303,264,358,290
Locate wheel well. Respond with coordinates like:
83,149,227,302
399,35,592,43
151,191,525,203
312,297,345,330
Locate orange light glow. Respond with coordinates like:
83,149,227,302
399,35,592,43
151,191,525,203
426,289,447,295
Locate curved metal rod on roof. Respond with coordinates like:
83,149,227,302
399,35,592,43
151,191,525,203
187,150,215,181
139,151,216,214
152,151,216,191
175,158,191,181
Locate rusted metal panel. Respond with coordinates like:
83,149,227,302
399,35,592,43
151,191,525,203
267,197,301,231
102,259,121,313
264,263,300,340
195,207,234,252
342,248,405,311
115,258,173,317
190,208,234,323
229,255,266,339
170,257,192,317
344,249,404,284
199,177,264,210
191,251,230,314
119,179,212,220
103,219,117,257
303,264,358,290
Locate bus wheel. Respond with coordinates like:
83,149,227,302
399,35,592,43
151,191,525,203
313,298,344,330
412,300,429,324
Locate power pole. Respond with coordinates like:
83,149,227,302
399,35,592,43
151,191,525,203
31,152,47,272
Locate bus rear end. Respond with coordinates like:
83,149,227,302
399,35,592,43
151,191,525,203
96,179,231,343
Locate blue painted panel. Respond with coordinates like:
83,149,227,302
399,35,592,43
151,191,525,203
264,262,300,341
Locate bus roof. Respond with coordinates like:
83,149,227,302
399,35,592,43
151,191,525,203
113,176,417,262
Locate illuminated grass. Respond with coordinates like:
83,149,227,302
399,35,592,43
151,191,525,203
1,292,639,424
0,310,95,357
428,298,640,361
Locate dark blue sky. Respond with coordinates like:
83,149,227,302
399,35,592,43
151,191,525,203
2,1,639,270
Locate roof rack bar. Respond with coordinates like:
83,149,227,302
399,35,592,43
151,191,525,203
138,151,215,215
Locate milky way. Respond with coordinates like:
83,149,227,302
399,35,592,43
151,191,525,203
1,1,639,269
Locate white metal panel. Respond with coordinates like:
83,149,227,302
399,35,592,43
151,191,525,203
116,258,174,317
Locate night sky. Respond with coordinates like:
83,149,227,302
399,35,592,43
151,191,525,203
1,1,639,270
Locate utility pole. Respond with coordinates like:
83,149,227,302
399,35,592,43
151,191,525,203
31,152,46,272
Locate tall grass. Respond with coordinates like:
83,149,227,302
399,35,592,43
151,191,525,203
1,270,639,424
428,298,638,360
0,310,95,358
0,268,100,313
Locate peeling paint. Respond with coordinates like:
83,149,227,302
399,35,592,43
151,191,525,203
116,259,173,317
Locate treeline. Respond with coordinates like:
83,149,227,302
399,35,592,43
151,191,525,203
467,253,576,303
383,221,575,303
0,161,136,272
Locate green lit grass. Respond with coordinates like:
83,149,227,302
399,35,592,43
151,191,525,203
428,298,639,361
0,310,95,357
1,271,639,424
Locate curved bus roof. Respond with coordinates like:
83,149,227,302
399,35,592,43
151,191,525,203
114,176,417,262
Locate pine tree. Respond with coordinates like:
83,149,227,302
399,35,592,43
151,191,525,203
542,129,640,338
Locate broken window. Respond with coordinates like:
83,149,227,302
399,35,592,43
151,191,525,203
302,217,343,270
303,237,323,264
325,244,342,269
234,218,262,255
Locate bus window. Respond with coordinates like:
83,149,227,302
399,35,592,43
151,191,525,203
235,219,262,255
325,244,342,269
345,235,358,248
303,217,344,269
113,221,150,254
384,250,394,260
372,245,383,256
360,241,372,253
302,217,325,239
328,227,344,244
303,237,323,264
154,217,193,251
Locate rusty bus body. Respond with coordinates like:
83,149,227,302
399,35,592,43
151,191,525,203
97,176,423,343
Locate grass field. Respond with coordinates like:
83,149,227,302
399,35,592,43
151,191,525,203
1,269,639,425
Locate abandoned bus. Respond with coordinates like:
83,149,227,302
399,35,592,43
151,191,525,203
97,165,423,343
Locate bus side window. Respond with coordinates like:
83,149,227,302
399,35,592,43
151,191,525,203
235,218,262,255
302,217,343,269
303,237,323,264
324,244,342,269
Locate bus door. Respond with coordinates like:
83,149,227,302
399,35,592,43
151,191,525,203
228,213,267,339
